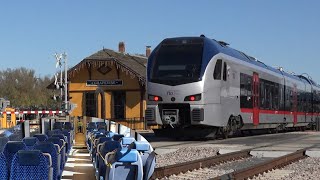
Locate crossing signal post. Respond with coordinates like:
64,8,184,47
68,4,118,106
54,52,69,115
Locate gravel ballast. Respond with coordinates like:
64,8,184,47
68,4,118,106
156,146,218,167
253,157,320,180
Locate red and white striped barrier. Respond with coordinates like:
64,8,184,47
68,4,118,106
0,110,62,115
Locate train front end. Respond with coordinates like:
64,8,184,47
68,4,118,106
145,37,219,137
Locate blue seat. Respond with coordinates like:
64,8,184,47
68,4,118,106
112,134,124,141
87,122,96,131
93,137,112,168
134,141,156,180
106,131,115,138
105,149,143,180
34,142,60,180
64,122,73,130
33,134,48,142
23,137,39,150
0,137,9,152
52,134,68,155
62,130,72,152
0,153,8,180
10,150,50,180
97,141,121,180
47,137,65,170
53,122,64,130
121,137,136,148
3,141,27,176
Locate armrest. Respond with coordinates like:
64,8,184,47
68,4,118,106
42,152,52,167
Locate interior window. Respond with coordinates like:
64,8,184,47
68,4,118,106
213,59,222,80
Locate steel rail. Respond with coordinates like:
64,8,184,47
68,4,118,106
151,149,251,179
212,148,307,180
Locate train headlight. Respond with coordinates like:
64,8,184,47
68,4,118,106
148,94,163,101
184,94,201,101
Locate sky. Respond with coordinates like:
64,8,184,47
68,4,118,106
0,1,320,82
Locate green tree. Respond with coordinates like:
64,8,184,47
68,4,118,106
0,67,59,109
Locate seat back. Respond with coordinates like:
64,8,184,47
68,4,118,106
34,142,59,180
62,130,72,152
112,134,124,141
134,141,156,180
107,149,143,180
33,134,48,142
121,137,135,148
0,153,8,180
10,150,49,180
23,137,39,150
47,137,65,170
0,137,9,152
64,122,73,130
53,122,63,130
87,122,96,131
97,140,121,179
3,141,27,174
52,134,68,153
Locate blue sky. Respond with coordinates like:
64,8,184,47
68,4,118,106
1,1,320,82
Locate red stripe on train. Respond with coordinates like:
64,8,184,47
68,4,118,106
241,108,318,116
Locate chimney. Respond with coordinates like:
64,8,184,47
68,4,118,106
146,46,151,58
118,42,125,53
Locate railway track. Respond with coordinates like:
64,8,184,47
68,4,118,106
151,148,308,179
151,149,252,179
213,148,307,180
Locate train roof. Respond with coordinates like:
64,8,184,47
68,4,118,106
196,36,317,85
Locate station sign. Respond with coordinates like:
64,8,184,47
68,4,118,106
86,80,123,86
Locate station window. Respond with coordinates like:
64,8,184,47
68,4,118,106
213,59,222,80
113,91,126,120
85,92,97,117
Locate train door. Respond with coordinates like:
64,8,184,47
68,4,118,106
293,85,298,124
252,72,260,126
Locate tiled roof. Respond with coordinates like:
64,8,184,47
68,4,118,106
69,48,147,81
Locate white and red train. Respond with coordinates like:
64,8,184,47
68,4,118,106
145,35,320,138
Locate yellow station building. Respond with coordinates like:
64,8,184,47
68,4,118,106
59,42,151,130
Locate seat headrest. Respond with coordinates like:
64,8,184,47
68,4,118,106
18,150,41,166
112,134,124,141
134,141,150,151
34,142,55,153
98,137,112,144
23,137,38,146
52,134,64,139
5,141,26,153
0,137,9,151
33,134,48,141
117,149,138,163
121,137,135,145
94,134,105,139
47,137,62,147
102,141,121,153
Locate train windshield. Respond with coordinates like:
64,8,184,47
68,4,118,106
150,38,203,86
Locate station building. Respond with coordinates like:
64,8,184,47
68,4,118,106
60,42,151,129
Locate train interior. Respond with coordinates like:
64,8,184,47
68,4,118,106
0,116,156,180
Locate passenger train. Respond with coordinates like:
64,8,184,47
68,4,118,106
145,35,320,138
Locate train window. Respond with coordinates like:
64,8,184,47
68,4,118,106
260,81,265,109
223,62,227,81
273,84,279,110
240,73,252,108
279,85,284,111
213,59,222,80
